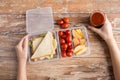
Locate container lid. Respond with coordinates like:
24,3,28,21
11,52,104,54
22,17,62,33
26,7,54,34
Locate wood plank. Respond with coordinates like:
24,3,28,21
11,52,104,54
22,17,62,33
0,0,120,14
0,14,120,58
0,58,114,80
67,0,94,13
0,0,119,80
0,13,120,29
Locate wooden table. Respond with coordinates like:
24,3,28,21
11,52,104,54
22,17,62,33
0,0,120,80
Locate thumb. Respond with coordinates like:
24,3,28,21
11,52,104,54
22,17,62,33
23,35,29,49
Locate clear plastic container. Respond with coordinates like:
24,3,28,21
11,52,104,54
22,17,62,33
56,25,90,58
26,7,90,64
26,7,59,64
28,31,59,64
72,26,90,57
26,7,54,35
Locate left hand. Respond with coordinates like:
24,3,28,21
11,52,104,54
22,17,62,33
88,16,113,42
15,35,29,63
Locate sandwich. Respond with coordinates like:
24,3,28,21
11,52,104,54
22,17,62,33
29,31,57,61
31,37,43,54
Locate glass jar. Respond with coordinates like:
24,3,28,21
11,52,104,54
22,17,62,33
90,11,105,28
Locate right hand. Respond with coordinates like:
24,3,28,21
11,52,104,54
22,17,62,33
88,17,114,42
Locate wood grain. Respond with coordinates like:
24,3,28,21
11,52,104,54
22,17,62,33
0,58,114,80
0,0,120,14
0,0,120,80
0,13,119,80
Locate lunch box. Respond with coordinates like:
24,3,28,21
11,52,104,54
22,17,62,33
56,27,90,58
26,7,90,64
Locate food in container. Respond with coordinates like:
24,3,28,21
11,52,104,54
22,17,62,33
26,7,90,63
58,30,73,57
57,26,90,58
90,11,105,28
29,31,57,62
72,28,87,56
26,7,59,63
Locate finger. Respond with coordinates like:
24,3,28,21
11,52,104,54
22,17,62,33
23,35,29,50
17,36,26,47
88,26,101,34
88,26,98,32
18,35,30,47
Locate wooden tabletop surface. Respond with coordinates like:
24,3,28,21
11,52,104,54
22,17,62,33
0,0,120,80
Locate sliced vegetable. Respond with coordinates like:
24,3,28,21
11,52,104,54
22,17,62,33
72,29,87,56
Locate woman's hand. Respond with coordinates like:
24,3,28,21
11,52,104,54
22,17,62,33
88,17,114,42
16,35,29,80
15,35,29,63
89,16,120,80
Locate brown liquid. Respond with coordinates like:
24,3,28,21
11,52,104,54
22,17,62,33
90,12,105,28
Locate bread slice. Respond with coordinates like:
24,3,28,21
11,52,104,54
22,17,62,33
32,37,43,53
31,32,55,59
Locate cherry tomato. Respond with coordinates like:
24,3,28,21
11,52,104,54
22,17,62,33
66,36,72,43
58,31,64,37
67,47,73,52
61,43,68,51
61,51,67,57
66,51,73,57
60,39,65,44
67,42,72,46
63,17,69,23
58,19,64,25
61,23,69,29
68,45,72,49
66,30,70,35
61,34,66,39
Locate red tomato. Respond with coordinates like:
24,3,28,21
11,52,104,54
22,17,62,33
67,47,73,52
61,34,66,39
66,51,73,57
68,45,72,49
58,31,64,37
63,17,69,23
60,39,65,44
61,51,67,57
61,23,69,29
67,42,72,46
58,19,64,25
66,36,72,43
61,43,68,51
66,30,70,35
